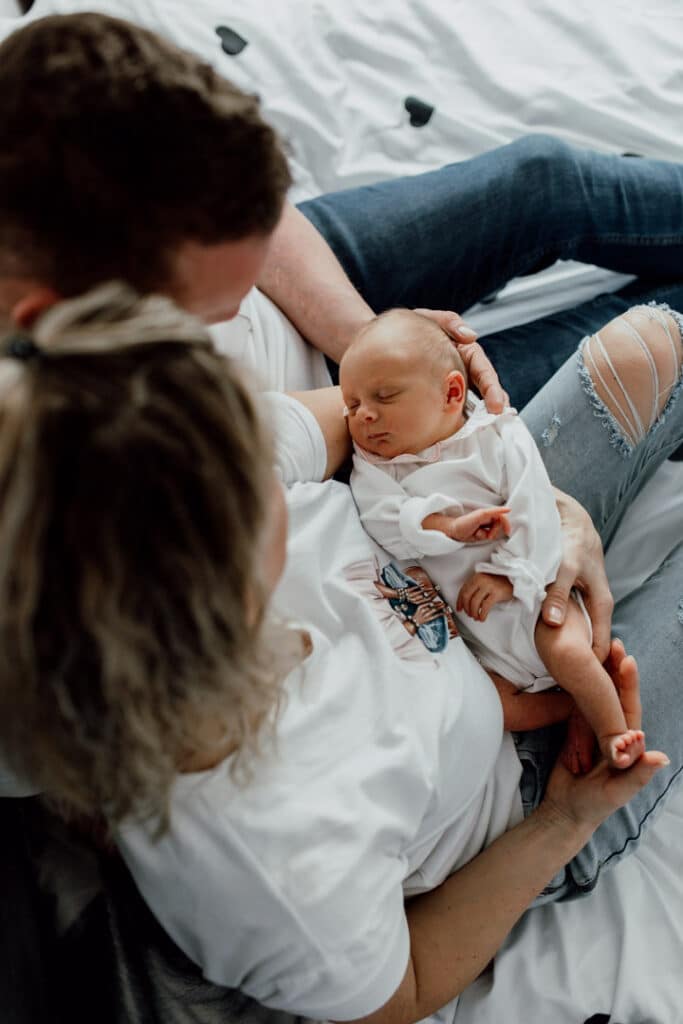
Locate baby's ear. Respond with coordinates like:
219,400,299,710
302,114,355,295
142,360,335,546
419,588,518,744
445,370,466,407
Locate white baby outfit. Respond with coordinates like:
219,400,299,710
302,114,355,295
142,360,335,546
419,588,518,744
350,393,563,690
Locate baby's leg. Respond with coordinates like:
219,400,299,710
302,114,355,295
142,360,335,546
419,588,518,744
535,601,645,770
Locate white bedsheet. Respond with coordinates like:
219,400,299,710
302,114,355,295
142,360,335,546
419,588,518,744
2,2,683,1021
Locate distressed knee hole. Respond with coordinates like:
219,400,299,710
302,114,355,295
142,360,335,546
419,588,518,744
580,305,683,449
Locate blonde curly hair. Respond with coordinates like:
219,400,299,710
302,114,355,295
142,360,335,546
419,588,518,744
0,282,304,830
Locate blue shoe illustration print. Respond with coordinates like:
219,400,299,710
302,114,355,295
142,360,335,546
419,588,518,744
380,562,448,653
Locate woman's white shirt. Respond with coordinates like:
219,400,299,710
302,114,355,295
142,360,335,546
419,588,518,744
116,292,524,1021
209,287,334,392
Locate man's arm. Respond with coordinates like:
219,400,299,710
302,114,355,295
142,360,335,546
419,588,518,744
258,202,374,363
258,203,499,398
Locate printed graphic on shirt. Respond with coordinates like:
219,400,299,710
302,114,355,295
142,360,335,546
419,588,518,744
344,557,458,661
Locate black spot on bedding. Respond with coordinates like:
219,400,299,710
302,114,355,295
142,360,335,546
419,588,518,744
404,96,434,127
216,26,248,56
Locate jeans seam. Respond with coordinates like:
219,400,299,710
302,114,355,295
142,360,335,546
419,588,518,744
517,236,683,279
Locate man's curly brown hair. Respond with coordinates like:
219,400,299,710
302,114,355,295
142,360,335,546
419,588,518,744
0,12,291,295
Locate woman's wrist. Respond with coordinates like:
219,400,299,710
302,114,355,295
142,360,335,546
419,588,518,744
532,794,596,853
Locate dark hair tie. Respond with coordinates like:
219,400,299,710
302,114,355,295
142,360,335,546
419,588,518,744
4,334,41,362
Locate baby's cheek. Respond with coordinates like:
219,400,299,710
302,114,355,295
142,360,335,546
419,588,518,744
346,417,362,443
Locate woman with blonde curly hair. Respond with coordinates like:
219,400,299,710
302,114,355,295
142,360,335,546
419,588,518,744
0,278,681,1024
0,282,308,829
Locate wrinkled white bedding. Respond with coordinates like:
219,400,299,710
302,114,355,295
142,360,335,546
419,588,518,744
2,2,682,1021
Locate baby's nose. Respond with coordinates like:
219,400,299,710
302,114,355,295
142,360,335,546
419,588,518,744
360,403,378,421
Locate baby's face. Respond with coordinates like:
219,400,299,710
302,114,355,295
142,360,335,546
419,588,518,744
340,331,458,458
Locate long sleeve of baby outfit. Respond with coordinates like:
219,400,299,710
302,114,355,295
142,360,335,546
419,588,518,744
350,455,466,560
474,416,561,612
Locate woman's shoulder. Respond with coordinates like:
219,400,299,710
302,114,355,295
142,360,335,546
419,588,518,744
117,724,411,1019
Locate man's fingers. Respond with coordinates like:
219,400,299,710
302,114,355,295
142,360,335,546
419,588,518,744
584,585,614,663
541,562,574,626
413,308,510,412
413,308,478,342
458,343,507,412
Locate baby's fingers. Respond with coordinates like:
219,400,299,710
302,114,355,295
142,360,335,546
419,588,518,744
457,578,478,617
478,588,498,621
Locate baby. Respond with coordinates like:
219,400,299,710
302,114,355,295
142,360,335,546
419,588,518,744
340,308,645,772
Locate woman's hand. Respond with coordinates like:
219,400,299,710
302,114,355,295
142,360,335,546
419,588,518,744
541,640,669,832
413,308,509,413
543,487,614,662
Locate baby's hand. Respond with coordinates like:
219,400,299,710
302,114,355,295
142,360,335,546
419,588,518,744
457,572,514,621
451,506,511,543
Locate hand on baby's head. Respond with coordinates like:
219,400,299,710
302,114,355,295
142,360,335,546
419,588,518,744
340,309,468,457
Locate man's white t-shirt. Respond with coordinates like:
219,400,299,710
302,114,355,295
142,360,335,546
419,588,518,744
117,289,524,1022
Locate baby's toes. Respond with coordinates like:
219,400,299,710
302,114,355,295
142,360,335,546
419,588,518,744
607,729,645,769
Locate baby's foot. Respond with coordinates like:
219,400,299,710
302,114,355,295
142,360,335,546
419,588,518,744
560,711,596,775
603,729,646,769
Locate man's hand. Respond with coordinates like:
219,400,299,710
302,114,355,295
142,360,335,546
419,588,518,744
543,487,614,662
457,572,514,621
414,308,509,413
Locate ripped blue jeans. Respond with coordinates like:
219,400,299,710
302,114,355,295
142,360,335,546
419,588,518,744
517,303,683,902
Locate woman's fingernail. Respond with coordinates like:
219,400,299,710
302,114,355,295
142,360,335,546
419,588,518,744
547,606,563,624
455,325,477,340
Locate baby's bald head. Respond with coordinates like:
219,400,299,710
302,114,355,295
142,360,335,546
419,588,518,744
352,308,468,385
339,308,469,458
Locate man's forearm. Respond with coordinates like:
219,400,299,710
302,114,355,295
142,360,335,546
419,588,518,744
258,202,374,362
